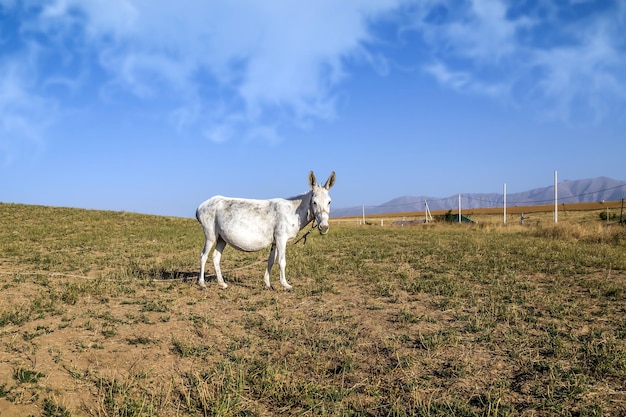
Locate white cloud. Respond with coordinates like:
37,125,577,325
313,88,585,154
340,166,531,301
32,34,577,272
0,0,407,162
29,0,403,143
438,0,529,63
424,60,508,97
39,0,138,40
530,11,626,122
0,61,56,165
406,0,626,123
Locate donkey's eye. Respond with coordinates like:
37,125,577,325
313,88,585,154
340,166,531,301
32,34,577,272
313,201,317,205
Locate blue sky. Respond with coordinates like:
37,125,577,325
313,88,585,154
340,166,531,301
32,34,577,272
2,0,625,217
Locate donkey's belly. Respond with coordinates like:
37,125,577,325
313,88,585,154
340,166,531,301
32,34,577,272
217,220,274,252
223,233,273,252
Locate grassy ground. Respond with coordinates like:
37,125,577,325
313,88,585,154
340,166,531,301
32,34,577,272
1,203,625,416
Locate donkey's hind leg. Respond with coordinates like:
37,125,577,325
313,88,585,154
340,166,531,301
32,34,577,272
198,237,214,289
213,237,228,289
264,244,277,290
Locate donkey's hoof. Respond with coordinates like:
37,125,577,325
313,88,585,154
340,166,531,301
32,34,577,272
218,283,229,289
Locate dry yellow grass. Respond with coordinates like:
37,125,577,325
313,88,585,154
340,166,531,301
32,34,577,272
1,202,625,416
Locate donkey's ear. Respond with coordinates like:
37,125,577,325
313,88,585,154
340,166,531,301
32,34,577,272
308,171,317,189
324,171,336,190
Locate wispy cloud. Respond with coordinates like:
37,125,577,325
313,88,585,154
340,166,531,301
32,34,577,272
403,0,626,123
0,61,56,165
531,13,626,122
28,0,401,143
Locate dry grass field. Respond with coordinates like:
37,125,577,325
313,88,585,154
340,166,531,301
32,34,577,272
335,201,625,227
1,202,625,416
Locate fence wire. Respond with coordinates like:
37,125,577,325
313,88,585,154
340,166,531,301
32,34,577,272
344,183,626,213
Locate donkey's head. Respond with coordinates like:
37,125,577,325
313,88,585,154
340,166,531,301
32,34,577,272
308,171,336,235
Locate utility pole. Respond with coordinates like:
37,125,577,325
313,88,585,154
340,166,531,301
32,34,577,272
503,183,507,225
362,205,365,225
424,200,433,223
554,171,558,224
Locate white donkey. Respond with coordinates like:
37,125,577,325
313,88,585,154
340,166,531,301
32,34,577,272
196,171,336,290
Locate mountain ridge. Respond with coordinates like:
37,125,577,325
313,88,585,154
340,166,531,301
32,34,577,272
332,176,626,217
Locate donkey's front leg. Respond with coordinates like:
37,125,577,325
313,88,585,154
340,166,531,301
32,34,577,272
264,244,277,289
275,241,292,291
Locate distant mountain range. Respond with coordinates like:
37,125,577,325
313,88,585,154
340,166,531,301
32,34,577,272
332,177,626,217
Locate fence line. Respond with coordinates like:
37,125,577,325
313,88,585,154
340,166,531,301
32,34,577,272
342,184,626,211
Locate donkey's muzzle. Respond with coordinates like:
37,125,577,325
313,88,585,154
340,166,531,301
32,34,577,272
318,224,329,235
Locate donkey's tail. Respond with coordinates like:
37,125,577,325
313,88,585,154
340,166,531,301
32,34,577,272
195,197,217,226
